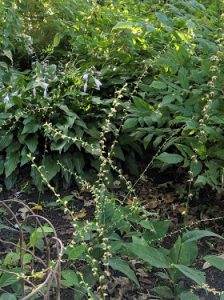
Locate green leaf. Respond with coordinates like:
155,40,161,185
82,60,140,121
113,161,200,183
52,33,62,48
0,293,17,300
179,241,198,266
140,220,155,231
144,220,171,242
190,161,202,177
180,291,200,300
68,245,86,260
194,175,207,186
0,273,17,288
36,225,54,234
143,133,154,149
174,264,205,285
42,155,60,181
30,230,44,250
20,146,30,166
151,286,173,299
109,257,139,287
50,140,67,153
0,134,13,151
178,67,189,89
169,237,198,266
22,118,40,134
73,154,85,174
150,80,167,90
61,269,79,287
182,230,224,243
204,255,224,271
126,243,169,268
25,135,38,153
3,252,20,266
3,50,13,63
112,21,142,31
123,118,138,130
156,12,172,27
157,152,183,164
23,253,32,265
4,151,20,178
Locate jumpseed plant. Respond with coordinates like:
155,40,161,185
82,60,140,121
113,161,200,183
28,70,224,300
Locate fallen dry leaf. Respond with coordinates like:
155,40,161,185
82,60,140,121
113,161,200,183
145,199,158,209
136,268,149,278
139,277,152,285
18,207,29,220
31,204,43,211
163,193,175,204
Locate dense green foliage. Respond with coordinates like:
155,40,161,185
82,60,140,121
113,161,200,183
1,1,224,299
1,0,224,192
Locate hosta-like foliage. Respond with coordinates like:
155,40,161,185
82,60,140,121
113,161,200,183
0,0,224,192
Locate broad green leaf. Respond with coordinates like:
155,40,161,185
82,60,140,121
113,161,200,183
0,134,13,151
25,135,38,153
169,238,198,266
194,175,207,186
174,264,205,285
42,155,60,181
30,230,44,250
140,220,155,231
73,154,85,174
150,80,167,90
0,293,17,300
22,118,40,134
109,257,139,287
157,152,183,164
0,273,17,288
50,140,67,153
3,50,13,62
36,225,54,234
23,253,32,265
190,161,202,177
156,12,172,27
143,134,154,149
144,220,171,242
126,243,169,268
113,145,125,161
180,291,200,300
3,252,20,266
52,33,62,48
179,241,198,266
68,245,86,260
61,269,79,287
204,255,224,271
20,146,30,166
123,118,138,130
182,230,224,243
178,67,189,89
4,151,20,178
151,286,173,299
